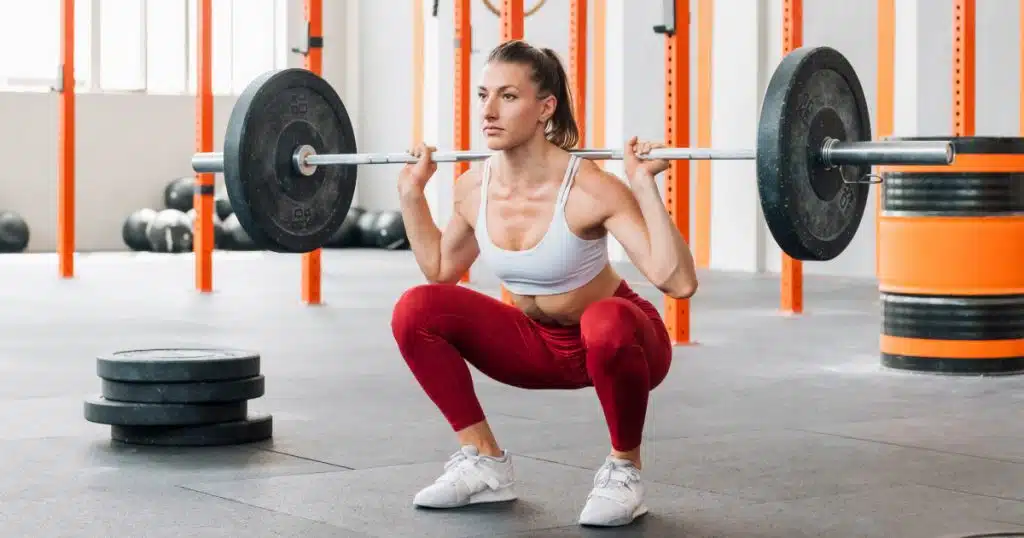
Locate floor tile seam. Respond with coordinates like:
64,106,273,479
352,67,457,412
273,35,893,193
511,453,761,502
253,447,357,470
790,427,1024,465
176,484,374,536
906,482,1024,504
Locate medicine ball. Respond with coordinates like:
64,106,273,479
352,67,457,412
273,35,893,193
327,206,365,247
214,185,233,221
122,208,157,251
221,214,255,250
371,210,408,250
356,209,380,247
146,209,193,253
164,176,194,212
0,210,30,253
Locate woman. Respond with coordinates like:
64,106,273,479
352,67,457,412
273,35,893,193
391,39,697,528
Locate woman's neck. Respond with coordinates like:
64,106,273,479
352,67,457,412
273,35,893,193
493,135,560,187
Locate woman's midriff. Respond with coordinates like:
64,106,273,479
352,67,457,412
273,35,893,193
507,264,632,326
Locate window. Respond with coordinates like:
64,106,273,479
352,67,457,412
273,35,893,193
0,0,91,89
230,0,276,93
188,0,279,95
0,0,286,93
146,1,188,93
99,0,145,90
187,0,233,94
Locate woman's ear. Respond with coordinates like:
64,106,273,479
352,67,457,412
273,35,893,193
539,94,557,123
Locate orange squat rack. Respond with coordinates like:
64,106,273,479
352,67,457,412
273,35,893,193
58,0,75,279
194,0,214,293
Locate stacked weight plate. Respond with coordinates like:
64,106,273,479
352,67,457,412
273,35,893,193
83,348,273,446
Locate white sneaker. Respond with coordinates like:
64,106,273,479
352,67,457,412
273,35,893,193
578,457,648,527
412,445,517,508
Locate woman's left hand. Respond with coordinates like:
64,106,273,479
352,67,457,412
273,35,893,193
624,136,671,183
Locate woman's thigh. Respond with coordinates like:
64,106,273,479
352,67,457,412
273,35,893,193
392,283,586,389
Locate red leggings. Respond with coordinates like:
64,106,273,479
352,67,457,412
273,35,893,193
390,280,672,451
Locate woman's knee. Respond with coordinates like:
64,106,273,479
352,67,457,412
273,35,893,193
390,283,452,345
580,298,645,371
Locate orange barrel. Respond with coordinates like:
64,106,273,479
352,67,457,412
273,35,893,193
877,136,1024,375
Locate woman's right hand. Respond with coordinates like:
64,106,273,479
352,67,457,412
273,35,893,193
398,143,438,198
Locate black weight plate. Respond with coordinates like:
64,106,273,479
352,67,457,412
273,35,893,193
756,46,870,261
96,348,260,383
111,413,273,447
101,375,265,404
83,395,248,426
223,68,358,253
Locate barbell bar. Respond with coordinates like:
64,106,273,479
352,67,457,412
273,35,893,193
191,138,952,174
188,45,959,260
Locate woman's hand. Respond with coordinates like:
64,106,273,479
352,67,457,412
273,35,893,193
624,136,671,184
398,142,438,199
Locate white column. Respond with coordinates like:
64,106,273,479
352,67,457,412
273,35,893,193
422,0,454,226
603,0,670,263
892,0,919,137
709,0,765,272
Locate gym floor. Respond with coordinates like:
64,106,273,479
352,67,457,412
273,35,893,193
3,249,1023,537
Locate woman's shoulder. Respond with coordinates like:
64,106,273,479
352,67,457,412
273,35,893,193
572,158,633,199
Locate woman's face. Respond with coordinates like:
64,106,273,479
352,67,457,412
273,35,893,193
477,61,555,150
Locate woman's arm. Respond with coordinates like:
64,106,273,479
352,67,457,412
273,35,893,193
589,138,697,298
398,144,481,283
600,173,697,298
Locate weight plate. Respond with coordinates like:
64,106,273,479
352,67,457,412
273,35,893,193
96,348,260,383
223,68,358,253
756,46,870,262
83,395,248,426
111,413,273,447
101,375,265,404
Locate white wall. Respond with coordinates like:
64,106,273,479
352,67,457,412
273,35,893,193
0,92,234,253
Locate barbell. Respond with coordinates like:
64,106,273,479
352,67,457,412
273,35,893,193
190,46,955,260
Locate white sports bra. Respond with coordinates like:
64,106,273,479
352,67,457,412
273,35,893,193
474,155,609,296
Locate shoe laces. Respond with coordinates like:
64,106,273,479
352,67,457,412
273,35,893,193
590,459,640,501
595,459,640,487
438,446,501,489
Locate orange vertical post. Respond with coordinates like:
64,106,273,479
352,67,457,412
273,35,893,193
953,0,975,136
592,0,606,156
58,0,75,278
301,0,324,305
875,0,894,277
499,0,524,304
694,0,712,269
501,0,524,41
455,0,472,283
413,0,424,145
569,0,587,147
662,0,691,344
194,0,214,293
1021,0,1024,135
780,0,803,315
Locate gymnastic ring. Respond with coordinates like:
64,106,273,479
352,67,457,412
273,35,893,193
481,0,548,18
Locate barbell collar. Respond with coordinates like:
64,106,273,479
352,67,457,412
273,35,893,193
192,152,225,174
820,138,955,167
